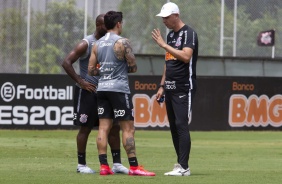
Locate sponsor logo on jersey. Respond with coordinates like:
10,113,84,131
102,75,112,80
165,52,177,61
99,41,113,47
98,82,114,86
104,68,114,72
165,81,176,90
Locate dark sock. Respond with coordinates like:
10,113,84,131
111,149,121,164
128,157,138,167
99,154,108,165
78,152,86,165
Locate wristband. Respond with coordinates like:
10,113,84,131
159,84,164,89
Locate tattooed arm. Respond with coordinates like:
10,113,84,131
114,38,137,73
88,43,100,76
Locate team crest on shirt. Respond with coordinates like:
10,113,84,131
175,37,182,47
170,32,174,37
79,114,88,123
179,31,183,36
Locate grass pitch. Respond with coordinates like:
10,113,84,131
0,130,281,184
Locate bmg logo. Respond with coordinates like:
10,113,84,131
1,82,15,102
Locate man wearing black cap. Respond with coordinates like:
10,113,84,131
152,2,198,176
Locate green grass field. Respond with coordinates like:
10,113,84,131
0,130,281,184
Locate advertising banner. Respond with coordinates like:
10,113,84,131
0,74,74,129
192,77,282,130
1,74,282,130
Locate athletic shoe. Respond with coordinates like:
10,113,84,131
112,163,129,174
100,164,114,175
129,165,155,176
164,164,190,176
76,164,95,174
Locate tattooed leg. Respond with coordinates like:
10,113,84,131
120,120,136,158
125,137,136,156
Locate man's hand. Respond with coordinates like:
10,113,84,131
79,80,96,93
156,87,164,105
152,29,167,48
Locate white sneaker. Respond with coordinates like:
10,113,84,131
77,164,95,174
164,164,191,176
111,163,129,174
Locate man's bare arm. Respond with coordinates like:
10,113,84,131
62,41,96,92
62,41,88,85
114,40,124,60
114,38,137,73
88,44,100,76
152,28,193,63
123,38,137,73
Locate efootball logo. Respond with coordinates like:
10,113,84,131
1,82,15,102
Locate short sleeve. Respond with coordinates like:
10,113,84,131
183,28,197,50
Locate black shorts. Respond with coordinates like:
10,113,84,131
97,91,134,121
73,86,99,128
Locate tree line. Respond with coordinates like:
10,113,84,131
0,0,281,74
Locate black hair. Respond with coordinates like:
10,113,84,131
104,11,123,30
96,14,105,23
